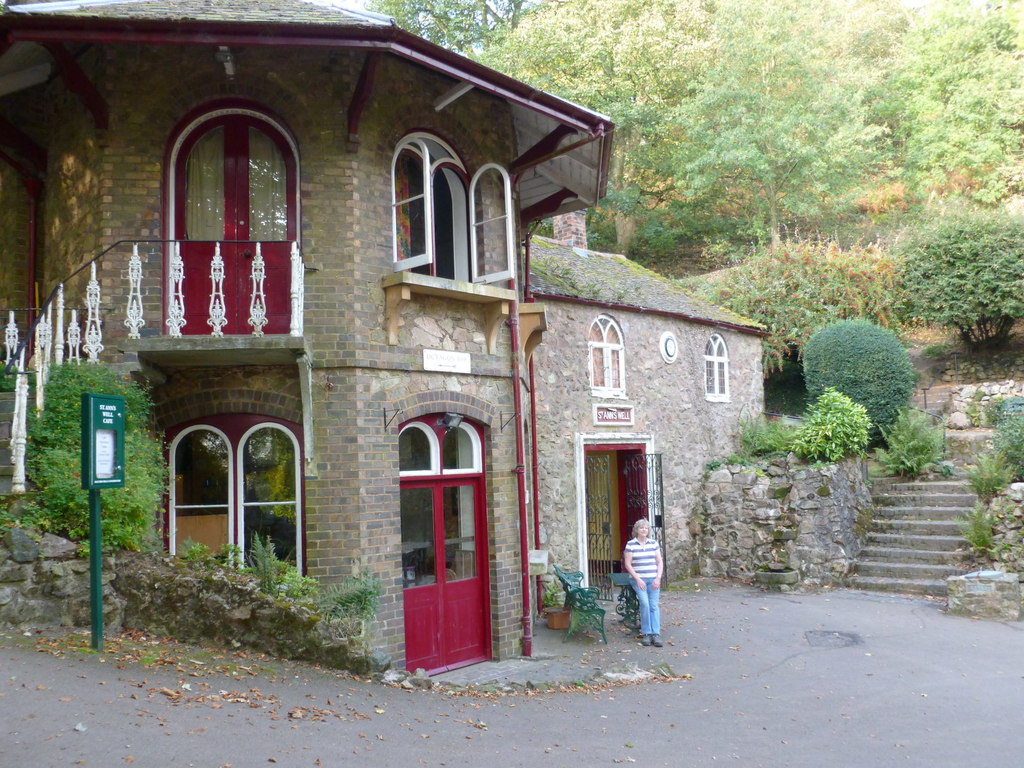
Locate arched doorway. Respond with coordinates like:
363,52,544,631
399,414,490,673
167,415,304,566
167,101,299,335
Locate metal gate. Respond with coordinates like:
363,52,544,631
584,452,664,601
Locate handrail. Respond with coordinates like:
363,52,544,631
3,238,296,376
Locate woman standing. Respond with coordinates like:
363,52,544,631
623,517,664,647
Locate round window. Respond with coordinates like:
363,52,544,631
660,331,678,364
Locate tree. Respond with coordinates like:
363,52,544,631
886,0,1024,204
675,0,892,248
898,207,1024,350
480,0,714,252
367,0,536,53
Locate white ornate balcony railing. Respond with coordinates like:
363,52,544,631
3,238,304,493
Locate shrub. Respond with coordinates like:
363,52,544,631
966,453,1012,500
803,319,915,440
683,238,904,371
246,534,319,600
995,413,1024,480
899,208,1024,349
740,417,798,458
875,409,944,478
959,503,995,555
792,388,871,463
318,570,383,622
24,363,164,551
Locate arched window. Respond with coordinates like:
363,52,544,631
392,134,513,285
168,416,303,567
705,334,730,401
589,315,625,398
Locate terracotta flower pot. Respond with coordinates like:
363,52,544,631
544,607,570,630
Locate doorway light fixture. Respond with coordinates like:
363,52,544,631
437,413,463,430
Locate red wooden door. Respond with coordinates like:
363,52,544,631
174,113,295,335
401,479,489,673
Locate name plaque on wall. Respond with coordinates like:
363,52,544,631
593,404,634,426
423,349,471,373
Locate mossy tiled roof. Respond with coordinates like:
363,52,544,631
6,0,388,25
529,237,762,332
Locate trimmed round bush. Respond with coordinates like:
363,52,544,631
803,319,915,439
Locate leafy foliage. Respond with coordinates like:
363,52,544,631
959,503,996,556
685,239,904,370
886,0,1024,204
995,413,1024,482
739,417,798,459
966,453,1013,501
898,208,1024,349
318,570,384,622
874,409,943,478
792,388,871,463
368,0,535,53
246,534,319,600
803,319,915,440
24,364,164,551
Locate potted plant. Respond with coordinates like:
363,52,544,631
541,580,570,629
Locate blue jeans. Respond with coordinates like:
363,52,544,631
631,577,661,636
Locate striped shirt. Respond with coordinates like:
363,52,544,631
625,538,660,579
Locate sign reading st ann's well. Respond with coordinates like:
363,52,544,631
593,404,634,426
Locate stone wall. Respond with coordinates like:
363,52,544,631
533,300,764,579
945,380,1024,429
0,529,386,673
697,456,871,586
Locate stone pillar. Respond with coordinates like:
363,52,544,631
947,570,1021,621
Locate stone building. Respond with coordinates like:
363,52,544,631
528,219,765,593
0,0,613,673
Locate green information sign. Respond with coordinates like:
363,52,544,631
81,393,126,489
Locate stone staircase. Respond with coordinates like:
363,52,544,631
850,476,975,597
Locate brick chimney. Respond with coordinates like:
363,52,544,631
552,210,588,250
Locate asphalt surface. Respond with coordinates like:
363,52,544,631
4,579,1024,767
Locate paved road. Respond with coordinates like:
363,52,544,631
4,581,1024,767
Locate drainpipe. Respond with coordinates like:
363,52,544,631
523,230,543,616
508,298,532,657
25,178,40,328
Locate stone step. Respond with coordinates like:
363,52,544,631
872,506,972,520
858,546,964,565
866,533,966,552
854,560,965,580
870,480,974,494
873,519,964,536
872,493,977,507
848,575,951,597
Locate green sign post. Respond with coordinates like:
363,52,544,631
81,393,126,651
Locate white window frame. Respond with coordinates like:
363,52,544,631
589,314,626,399
705,333,730,402
237,423,304,568
168,425,234,557
399,421,441,477
469,163,515,284
441,422,483,475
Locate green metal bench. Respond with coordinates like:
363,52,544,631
553,565,607,643
608,572,641,632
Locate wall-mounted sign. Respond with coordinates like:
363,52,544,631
594,404,634,426
423,349,471,374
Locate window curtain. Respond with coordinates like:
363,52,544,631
185,127,225,241
248,128,287,241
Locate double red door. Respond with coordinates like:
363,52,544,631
401,480,490,673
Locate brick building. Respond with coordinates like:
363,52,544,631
528,221,765,595
0,0,613,673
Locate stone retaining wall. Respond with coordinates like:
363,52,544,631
0,529,387,673
945,380,1024,429
697,456,871,586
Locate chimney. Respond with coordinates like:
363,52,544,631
552,210,588,250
